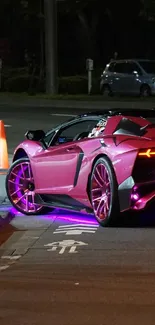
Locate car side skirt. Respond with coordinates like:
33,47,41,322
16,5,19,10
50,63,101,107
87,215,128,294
35,193,93,214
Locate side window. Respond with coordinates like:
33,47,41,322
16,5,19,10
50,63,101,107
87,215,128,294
113,63,125,73
125,62,142,75
53,120,99,145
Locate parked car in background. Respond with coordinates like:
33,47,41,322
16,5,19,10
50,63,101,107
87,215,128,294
100,59,155,97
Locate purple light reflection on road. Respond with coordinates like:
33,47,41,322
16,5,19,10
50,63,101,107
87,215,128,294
0,206,11,212
4,206,98,225
56,215,97,225
43,210,98,225
9,207,23,215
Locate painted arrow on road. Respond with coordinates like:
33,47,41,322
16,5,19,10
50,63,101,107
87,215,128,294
53,223,99,235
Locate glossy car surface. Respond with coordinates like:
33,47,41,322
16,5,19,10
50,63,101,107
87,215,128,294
6,108,155,226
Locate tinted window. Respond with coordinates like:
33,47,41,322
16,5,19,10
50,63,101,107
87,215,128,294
138,61,155,73
125,62,142,74
113,63,126,73
61,120,97,137
53,120,99,145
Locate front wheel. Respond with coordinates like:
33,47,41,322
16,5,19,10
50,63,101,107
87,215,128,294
90,157,119,226
6,157,44,215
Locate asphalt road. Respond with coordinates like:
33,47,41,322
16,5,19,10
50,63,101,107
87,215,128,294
1,103,155,324
1,205,155,324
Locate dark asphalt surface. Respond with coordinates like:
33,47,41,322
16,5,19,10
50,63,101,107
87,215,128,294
1,206,155,324
1,103,155,324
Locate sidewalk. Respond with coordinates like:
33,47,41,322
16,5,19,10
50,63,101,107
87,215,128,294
0,94,155,109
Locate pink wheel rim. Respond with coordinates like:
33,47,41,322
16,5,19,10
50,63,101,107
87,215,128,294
7,161,42,213
91,163,111,221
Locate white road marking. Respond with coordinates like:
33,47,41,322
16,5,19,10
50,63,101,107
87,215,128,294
69,245,78,254
53,229,97,235
0,265,9,271
50,113,76,117
4,124,12,127
58,223,98,228
45,239,88,254
0,255,22,271
53,223,98,235
1,255,21,260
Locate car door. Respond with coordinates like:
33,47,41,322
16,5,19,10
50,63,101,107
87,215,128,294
111,62,126,93
33,143,83,194
33,119,98,194
122,62,142,94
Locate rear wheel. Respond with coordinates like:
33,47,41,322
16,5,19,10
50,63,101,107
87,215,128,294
6,157,44,215
90,157,119,226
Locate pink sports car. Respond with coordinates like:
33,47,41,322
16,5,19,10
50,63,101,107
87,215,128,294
5,108,155,226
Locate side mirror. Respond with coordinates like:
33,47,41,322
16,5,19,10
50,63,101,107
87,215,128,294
25,130,45,141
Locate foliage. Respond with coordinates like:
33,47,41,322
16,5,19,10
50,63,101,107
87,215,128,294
59,76,87,94
3,72,99,94
4,75,37,92
0,0,154,76
140,0,155,19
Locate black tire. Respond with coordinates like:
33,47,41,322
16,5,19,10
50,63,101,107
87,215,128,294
6,157,45,215
90,157,120,226
101,84,112,97
140,84,151,97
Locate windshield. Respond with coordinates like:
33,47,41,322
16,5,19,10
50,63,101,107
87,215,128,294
138,61,155,74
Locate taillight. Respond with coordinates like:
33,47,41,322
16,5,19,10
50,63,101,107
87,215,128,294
138,148,155,158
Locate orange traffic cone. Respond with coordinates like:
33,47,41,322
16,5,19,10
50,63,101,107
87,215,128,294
0,120,9,169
